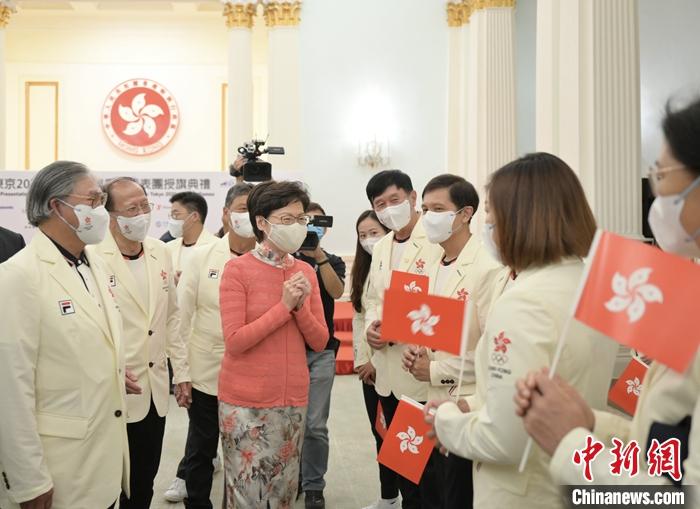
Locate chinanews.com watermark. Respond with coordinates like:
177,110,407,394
565,486,693,508
564,435,695,507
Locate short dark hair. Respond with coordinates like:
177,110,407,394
663,96,700,176
422,174,479,214
365,169,413,204
170,191,208,223
307,201,326,215
247,180,311,242
103,177,147,212
488,152,597,272
224,183,254,208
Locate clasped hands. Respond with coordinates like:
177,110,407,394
282,272,312,311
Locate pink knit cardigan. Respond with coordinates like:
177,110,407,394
218,253,329,408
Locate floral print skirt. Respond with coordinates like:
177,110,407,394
219,402,307,509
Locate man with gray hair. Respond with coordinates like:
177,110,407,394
164,183,256,508
0,161,129,509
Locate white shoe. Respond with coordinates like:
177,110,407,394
362,497,399,509
213,452,223,473
164,477,187,503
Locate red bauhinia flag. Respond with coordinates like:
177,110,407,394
574,231,700,373
375,401,388,439
608,356,649,416
377,396,435,484
390,270,430,294
381,288,467,355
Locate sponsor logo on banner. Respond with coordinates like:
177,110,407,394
102,79,180,156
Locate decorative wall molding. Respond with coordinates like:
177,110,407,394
447,1,472,27
222,1,256,29
264,1,301,27
0,5,14,29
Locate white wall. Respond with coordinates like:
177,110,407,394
298,0,448,256
639,0,700,171
4,11,229,172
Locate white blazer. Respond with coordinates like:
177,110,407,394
550,351,700,486
177,235,232,396
423,236,504,401
434,259,619,509
363,218,442,401
167,228,218,274
0,231,129,509
89,233,189,422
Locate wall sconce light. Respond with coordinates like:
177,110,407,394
358,136,390,169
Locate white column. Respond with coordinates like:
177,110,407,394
265,1,302,172
0,3,12,170
223,1,255,167
446,1,469,176
536,0,641,237
465,0,517,196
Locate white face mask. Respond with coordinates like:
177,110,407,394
648,176,700,258
360,236,382,255
377,200,412,232
423,209,464,244
482,223,503,264
116,212,151,242
265,219,308,254
230,211,255,239
57,200,109,245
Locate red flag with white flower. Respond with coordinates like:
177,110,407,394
377,396,435,484
390,270,430,294
608,356,649,416
381,288,467,355
574,231,700,373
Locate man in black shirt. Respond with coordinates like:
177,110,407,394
294,202,346,509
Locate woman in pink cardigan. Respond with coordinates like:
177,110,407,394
218,180,328,508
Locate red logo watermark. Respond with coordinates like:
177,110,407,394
102,79,179,156
573,435,682,482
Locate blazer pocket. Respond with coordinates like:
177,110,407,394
36,412,89,440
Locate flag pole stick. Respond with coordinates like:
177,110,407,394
517,229,605,473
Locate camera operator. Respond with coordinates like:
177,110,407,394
294,202,346,509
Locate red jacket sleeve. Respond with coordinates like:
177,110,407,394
220,261,292,355
292,266,329,352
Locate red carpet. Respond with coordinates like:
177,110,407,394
334,302,355,374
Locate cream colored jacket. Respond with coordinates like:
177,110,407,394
363,218,441,401
89,233,189,422
423,236,504,400
167,228,218,273
434,259,619,509
0,231,129,509
177,235,233,396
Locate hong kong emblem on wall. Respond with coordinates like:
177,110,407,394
102,79,179,156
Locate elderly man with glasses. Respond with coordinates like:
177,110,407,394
0,161,129,509
88,176,191,509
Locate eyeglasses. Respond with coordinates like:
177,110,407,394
647,164,685,182
67,192,107,208
113,201,153,217
268,214,312,226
